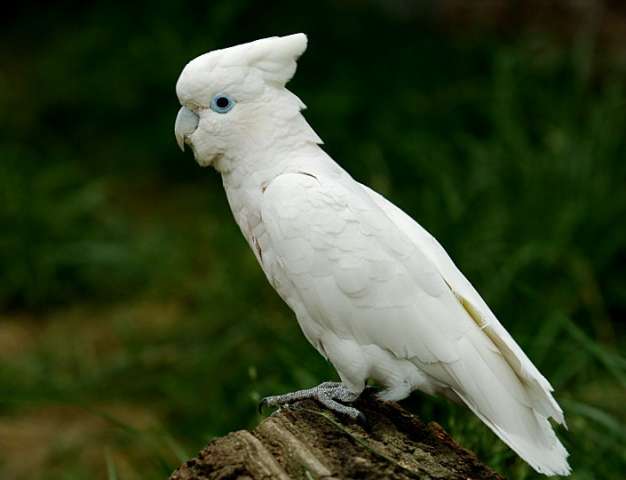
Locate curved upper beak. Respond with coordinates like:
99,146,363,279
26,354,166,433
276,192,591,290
174,106,200,151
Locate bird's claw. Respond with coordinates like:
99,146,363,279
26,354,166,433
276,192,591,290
258,382,368,427
356,411,370,431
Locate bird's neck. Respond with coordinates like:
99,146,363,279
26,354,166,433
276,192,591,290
220,140,328,213
219,133,341,249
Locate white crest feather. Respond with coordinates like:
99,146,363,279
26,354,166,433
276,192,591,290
243,33,308,86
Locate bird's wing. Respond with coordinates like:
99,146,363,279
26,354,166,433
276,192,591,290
261,172,569,475
261,171,472,366
360,184,566,425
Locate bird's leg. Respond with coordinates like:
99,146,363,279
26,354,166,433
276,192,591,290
259,381,365,422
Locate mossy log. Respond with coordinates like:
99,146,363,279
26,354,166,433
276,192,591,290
169,391,504,479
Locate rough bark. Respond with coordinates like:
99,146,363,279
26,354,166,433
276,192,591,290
169,391,505,480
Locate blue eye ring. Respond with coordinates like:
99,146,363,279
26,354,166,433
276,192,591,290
210,93,235,113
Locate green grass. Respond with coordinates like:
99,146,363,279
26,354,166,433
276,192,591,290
1,2,625,479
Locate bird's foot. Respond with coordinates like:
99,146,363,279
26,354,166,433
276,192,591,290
259,381,365,424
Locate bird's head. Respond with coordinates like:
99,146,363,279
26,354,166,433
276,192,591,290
174,33,311,171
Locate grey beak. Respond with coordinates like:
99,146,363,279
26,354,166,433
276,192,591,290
174,106,200,151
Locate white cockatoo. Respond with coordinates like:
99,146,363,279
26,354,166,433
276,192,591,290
174,34,570,476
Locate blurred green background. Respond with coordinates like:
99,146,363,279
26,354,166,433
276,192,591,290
1,1,625,479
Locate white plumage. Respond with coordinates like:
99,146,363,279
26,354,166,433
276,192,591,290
174,33,570,476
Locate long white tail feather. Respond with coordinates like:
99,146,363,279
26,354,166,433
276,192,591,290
458,391,571,476
417,329,570,475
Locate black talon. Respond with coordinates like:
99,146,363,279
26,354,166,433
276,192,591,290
356,412,370,431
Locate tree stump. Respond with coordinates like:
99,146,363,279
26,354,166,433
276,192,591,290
169,391,505,479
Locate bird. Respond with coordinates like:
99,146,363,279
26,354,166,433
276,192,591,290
174,33,570,476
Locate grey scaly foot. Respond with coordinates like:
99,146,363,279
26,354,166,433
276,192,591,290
259,381,365,422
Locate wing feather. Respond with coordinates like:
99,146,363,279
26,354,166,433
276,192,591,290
261,172,469,365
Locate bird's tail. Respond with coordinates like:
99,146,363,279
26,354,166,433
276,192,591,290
421,329,571,476
456,390,571,476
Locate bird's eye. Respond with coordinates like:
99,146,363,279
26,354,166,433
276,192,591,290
210,94,235,113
